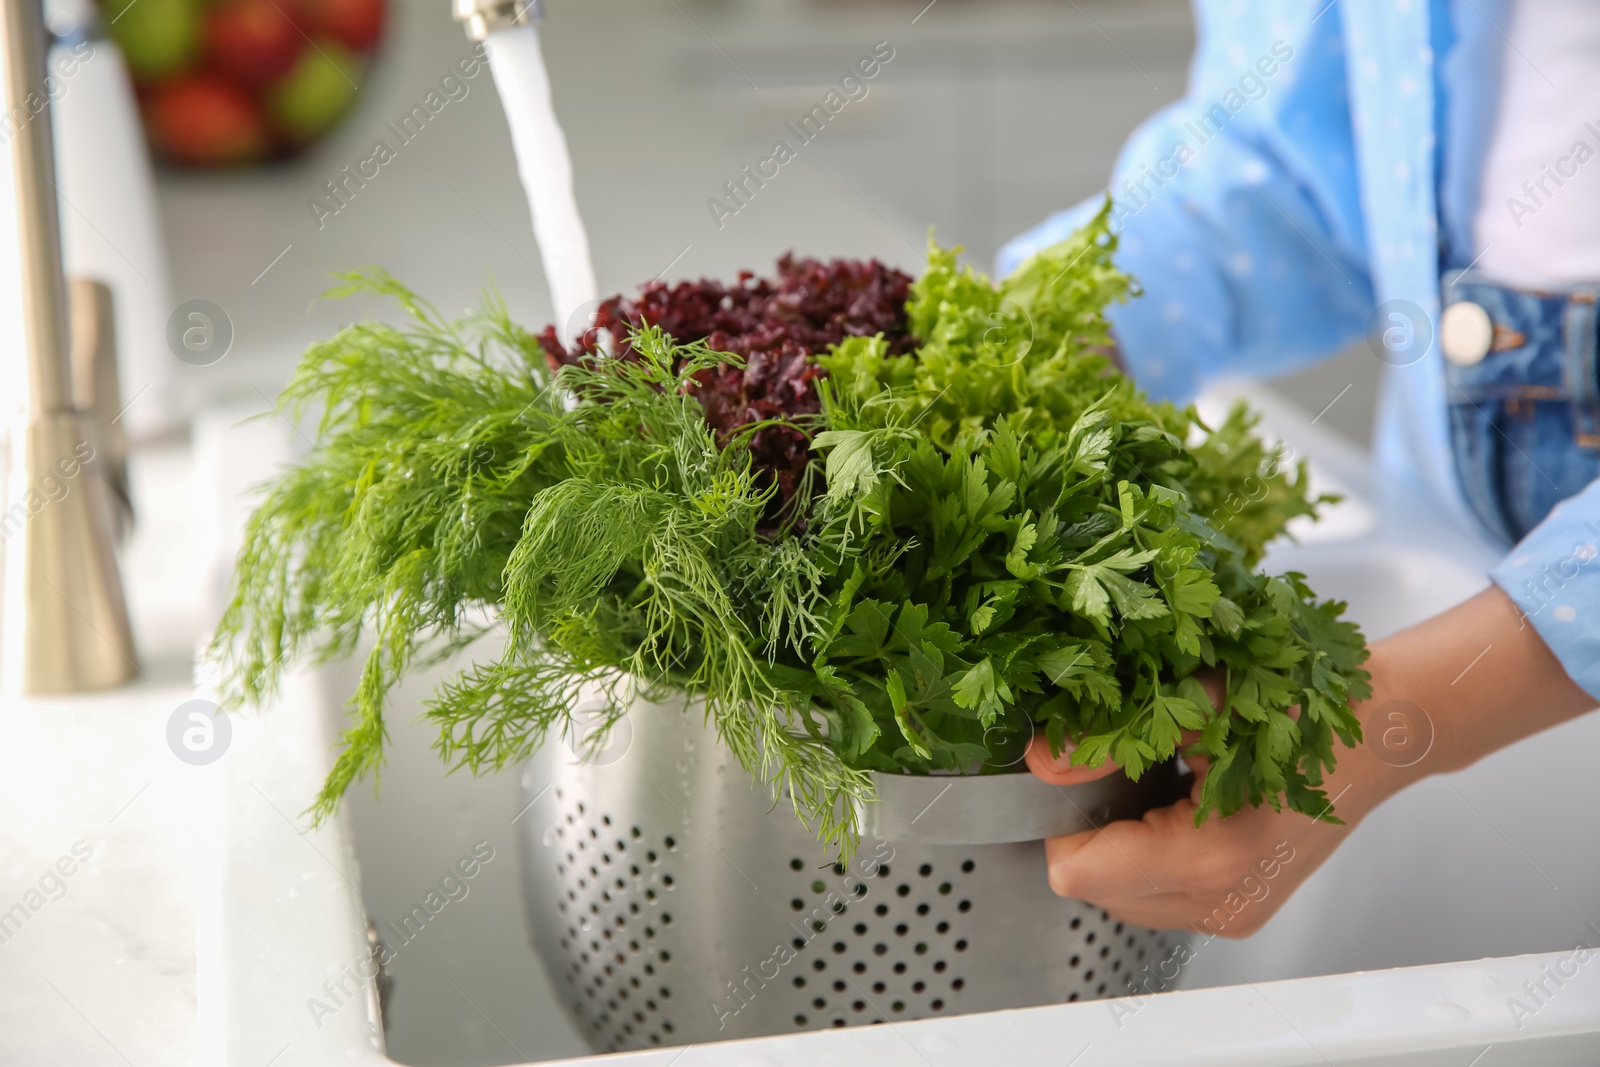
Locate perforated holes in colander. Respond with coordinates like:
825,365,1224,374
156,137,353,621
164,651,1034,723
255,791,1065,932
1060,906,1174,1001
551,797,678,1051
1111,927,1183,1000
780,853,977,1030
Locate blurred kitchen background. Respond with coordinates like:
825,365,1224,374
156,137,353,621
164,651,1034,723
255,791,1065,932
150,0,1378,453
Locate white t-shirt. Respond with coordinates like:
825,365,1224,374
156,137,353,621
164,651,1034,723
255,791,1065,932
1473,0,1600,288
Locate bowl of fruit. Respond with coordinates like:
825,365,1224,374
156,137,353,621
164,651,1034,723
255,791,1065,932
101,0,385,167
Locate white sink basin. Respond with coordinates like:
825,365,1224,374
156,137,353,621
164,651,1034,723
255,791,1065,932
201,386,1600,1066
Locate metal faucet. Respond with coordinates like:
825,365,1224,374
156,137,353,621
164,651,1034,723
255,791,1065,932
0,0,137,693
453,0,544,41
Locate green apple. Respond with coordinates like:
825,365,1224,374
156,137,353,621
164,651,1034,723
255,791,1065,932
105,0,202,81
266,38,360,142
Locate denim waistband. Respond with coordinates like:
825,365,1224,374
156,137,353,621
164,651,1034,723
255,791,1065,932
1441,270,1600,543
1441,269,1600,443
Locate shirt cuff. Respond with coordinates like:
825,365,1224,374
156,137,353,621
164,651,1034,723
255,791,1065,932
1489,485,1600,702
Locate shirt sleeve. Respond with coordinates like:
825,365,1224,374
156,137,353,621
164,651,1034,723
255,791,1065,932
996,4,1377,404
1490,482,1600,701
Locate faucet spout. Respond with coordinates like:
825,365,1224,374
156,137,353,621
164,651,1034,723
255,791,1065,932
453,0,544,42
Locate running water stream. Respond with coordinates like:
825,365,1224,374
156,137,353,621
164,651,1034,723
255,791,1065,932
484,22,597,335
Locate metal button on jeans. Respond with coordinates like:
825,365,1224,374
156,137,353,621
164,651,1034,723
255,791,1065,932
1440,300,1493,366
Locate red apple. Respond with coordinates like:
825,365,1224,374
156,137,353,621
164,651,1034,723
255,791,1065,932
301,0,383,52
145,76,269,166
204,0,306,87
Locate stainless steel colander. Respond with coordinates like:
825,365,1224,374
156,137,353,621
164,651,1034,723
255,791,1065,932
514,691,1188,1055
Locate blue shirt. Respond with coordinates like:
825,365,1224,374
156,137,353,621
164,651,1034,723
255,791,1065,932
998,0,1600,700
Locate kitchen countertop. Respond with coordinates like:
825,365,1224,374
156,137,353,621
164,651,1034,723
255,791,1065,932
0,675,200,1067
0,444,202,1066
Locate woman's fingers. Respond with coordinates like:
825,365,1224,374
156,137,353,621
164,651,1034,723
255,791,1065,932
1039,788,1354,936
1042,824,1155,902
1041,806,1200,902
1024,733,1123,785
1025,666,1256,925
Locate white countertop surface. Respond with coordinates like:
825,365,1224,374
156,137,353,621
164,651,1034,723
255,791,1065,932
0,445,203,1066
0,677,200,1067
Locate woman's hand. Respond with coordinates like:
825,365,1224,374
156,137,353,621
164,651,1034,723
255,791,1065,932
1025,669,1379,937
1027,585,1596,936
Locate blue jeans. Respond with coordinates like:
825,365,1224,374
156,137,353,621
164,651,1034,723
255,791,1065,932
1442,270,1600,545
